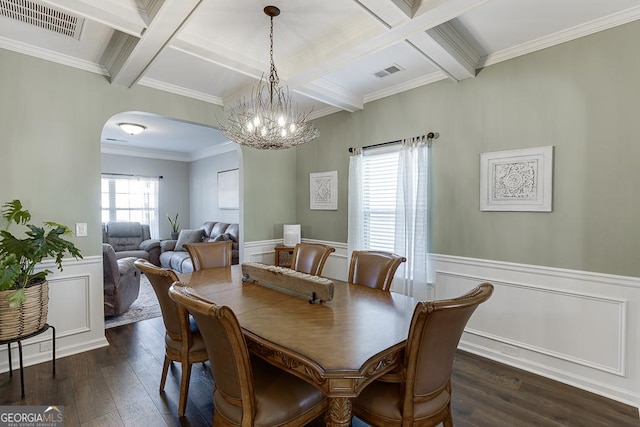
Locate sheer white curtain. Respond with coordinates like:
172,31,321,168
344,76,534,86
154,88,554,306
394,136,433,299
347,148,364,261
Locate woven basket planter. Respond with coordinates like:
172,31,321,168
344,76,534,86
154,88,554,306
0,281,49,341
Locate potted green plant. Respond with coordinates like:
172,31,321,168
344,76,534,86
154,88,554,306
167,212,180,240
0,199,82,340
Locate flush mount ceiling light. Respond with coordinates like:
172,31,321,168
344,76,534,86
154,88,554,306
118,123,146,135
218,5,319,150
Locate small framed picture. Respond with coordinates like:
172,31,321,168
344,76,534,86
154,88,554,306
310,171,338,210
218,168,239,210
480,146,553,212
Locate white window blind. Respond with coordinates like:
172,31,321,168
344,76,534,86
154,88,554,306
362,146,399,251
101,174,159,238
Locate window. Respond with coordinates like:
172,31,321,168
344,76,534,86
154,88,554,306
362,146,399,251
101,174,159,238
348,136,432,297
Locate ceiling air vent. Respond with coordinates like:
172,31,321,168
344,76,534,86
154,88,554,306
0,0,84,40
373,64,405,78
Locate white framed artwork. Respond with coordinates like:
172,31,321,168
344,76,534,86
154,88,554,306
218,168,239,210
310,170,338,210
480,146,553,212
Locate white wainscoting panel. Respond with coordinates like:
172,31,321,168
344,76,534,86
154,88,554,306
0,255,108,373
432,254,640,409
437,272,626,375
48,274,91,335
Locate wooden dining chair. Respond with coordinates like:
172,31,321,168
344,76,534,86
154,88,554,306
290,243,335,276
348,250,407,291
353,283,494,427
183,241,232,270
168,281,328,427
133,259,208,417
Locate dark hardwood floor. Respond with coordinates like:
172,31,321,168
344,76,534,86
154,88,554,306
0,317,637,426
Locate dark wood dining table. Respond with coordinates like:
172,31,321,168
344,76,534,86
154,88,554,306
180,265,418,426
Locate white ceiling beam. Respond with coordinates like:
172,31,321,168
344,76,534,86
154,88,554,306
108,0,203,88
410,22,480,81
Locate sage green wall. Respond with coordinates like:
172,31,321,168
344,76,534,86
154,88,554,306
0,49,294,256
241,147,297,241
190,149,240,227
297,21,640,277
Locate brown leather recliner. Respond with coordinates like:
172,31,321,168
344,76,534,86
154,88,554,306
103,243,141,317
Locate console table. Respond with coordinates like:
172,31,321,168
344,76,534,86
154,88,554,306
0,323,55,398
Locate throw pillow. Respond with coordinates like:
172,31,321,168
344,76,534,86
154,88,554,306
175,229,203,251
211,233,231,242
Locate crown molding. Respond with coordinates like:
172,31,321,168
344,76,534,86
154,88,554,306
480,6,640,68
0,36,108,75
137,77,224,105
101,140,236,162
364,71,447,104
189,141,237,161
101,143,191,162
308,105,342,120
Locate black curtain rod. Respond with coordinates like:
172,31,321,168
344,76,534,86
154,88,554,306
348,131,436,153
102,172,164,179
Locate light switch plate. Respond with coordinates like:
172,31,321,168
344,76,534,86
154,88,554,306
75,222,87,237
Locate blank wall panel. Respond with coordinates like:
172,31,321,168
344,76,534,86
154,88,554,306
48,275,91,334
436,272,626,375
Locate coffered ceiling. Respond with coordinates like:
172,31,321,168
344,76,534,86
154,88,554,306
2,0,639,159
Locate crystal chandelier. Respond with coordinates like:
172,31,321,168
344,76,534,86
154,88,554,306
218,6,319,150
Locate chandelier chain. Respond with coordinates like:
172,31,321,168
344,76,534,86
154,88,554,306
269,14,279,90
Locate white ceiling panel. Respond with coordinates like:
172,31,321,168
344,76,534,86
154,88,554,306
321,41,441,96
452,0,640,57
1,0,638,158
143,47,252,100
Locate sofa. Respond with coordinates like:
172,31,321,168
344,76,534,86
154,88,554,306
102,222,161,266
160,221,239,273
103,244,141,316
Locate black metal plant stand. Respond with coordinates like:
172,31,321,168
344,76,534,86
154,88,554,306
1,323,55,398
